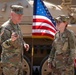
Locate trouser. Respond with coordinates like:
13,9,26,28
3,63,23,75
51,67,74,75
1,53,23,75
3,66,19,75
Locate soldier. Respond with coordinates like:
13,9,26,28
0,5,29,75
48,15,76,75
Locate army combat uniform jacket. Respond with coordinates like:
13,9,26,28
1,20,25,65
48,29,75,75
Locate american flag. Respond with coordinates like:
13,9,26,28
32,0,57,39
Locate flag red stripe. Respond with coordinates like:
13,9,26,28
33,0,57,39
33,18,56,29
32,26,56,33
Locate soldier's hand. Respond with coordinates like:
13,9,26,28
48,63,52,70
24,43,29,51
74,59,76,68
11,32,19,41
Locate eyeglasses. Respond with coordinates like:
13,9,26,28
56,21,62,24
13,8,23,13
14,9,21,12
56,21,66,25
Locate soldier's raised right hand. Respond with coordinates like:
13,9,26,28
11,32,19,41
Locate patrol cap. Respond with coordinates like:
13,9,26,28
55,15,70,23
11,5,23,15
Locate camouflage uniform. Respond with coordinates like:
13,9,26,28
0,5,25,75
48,15,76,75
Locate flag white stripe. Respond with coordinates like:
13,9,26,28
32,29,55,36
33,15,55,27
33,0,56,39
33,22,56,31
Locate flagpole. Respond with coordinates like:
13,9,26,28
31,38,34,75
31,0,56,74
31,0,35,74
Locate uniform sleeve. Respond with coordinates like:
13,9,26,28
1,27,20,49
18,25,26,45
48,43,56,63
69,31,75,59
68,31,76,65
48,34,57,63
2,39,12,48
2,38,21,49
1,27,11,43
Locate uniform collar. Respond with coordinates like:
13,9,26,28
9,19,18,25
